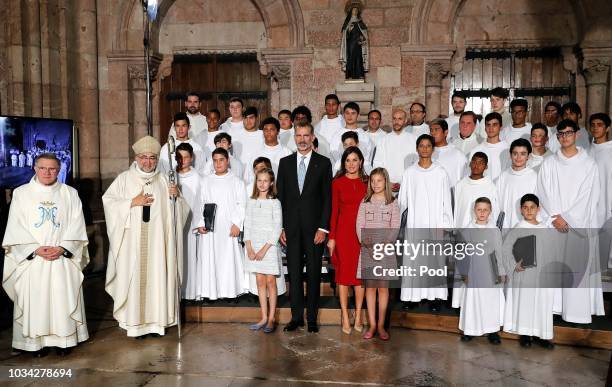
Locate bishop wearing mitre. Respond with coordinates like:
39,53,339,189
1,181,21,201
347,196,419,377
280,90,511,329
103,135,188,338
2,153,89,357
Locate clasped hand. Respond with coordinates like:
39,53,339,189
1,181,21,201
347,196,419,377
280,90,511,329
35,246,65,261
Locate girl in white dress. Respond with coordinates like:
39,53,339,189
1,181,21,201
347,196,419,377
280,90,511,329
244,168,283,333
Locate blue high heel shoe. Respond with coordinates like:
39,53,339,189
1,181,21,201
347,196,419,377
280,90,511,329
249,321,267,331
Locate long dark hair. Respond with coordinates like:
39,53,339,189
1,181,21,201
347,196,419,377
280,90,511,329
175,142,194,172
335,146,368,182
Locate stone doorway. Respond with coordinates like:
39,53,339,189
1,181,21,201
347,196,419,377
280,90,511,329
159,53,270,141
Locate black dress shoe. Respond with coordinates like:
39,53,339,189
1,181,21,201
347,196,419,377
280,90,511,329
519,335,532,348
283,321,304,332
148,333,162,338
32,348,50,358
307,323,319,333
55,347,73,356
135,334,148,340
535,338,554,349
487,332,501,345
460,334,473,342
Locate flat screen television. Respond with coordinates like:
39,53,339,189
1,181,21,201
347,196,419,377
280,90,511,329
0,115,77,189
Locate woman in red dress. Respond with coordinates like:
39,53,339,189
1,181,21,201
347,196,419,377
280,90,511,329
327,146,368,334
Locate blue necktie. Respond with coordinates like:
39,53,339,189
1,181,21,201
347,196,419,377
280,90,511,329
298,156,306,193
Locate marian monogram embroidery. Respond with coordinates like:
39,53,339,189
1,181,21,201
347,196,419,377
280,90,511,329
34,201,60,228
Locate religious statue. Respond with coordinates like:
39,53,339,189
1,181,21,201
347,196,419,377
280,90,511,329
340,0,369,80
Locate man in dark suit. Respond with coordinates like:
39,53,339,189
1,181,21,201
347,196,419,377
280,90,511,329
277,120,332,333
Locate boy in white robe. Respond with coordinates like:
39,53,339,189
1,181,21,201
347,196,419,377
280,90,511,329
195,148,247,300
503,194,555,349
407,102,430,138
332,131,373,176
500,98,532,144
219,97,245,137
469,112,510,182
103,136,188,338
476,87,512,141
194,108,225,155
203,132,244,179
536,119,604,324
457,197,505,344
2,153,89,357
561,102,592,151
159,112,206,175
496,138,538,230
527,123,553,171
329,102,373,164
232,107,265,168
174,143,202,300
399,134,454,310
430,118,467,188
445,92,467,141
278,109,297,152
243,117,291,185
544,101,562,153
314,94,345,144
373,109,417,194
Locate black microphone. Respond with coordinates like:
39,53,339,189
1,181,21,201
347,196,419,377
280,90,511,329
143,206,150,223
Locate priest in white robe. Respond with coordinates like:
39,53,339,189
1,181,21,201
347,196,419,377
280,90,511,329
373,109,417,193
407,102,430,138
168,93,208,140
174,143,203,300
469,112,510,182
430,118,467,187
2,153,89,356
159,112,206,175
398,134,453,306
536,119,604,324
195,148,247,300
103,136,188,338
445,92,467,141
451,112,481,155
496,138,538,230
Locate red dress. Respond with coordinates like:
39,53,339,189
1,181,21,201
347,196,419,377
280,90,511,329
329,175,368,286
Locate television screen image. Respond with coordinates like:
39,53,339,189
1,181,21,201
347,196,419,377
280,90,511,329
0,115,75,189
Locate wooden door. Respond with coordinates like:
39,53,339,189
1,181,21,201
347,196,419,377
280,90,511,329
159,53,270,142
451,47,574,122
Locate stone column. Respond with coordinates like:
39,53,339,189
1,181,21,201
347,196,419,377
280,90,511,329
583,58,610,118
128,64,150,148
23,0,42,116
272,64,292,111
425,62,449,120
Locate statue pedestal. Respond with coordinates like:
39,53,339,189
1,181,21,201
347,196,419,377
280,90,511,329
335,80,375,125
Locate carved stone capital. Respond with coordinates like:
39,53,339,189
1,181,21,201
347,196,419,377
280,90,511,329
583,58,611,86
271,64,291,89
425,62,450,87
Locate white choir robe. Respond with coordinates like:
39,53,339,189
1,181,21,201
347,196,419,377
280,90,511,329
500,123,532,144
527,149,553,172
243,143,292,185
477,110,512,140
503,221,556,340
279,127,297,152
546,125,561,153
537,147,604,323
243,183,287,296
193,129,226,156
469,141,510,182
169,112,208,139
103,163,188,337
496,167,538,230
372,131,418,184
314,132,333,160
451,176,500,308
457,222,505,336
591,141,612,268
407,123,430,138
398,162,454,302
178,168,202,300
314,115,345,145
232,129,265,168
2,177,89,351
159,139,206,175
364,128,388,149
432,144,467,187
445,114,461,142
451,131,481,156
203,154,244,181
220,118,244,138
194,171,247,299
329,128,374,164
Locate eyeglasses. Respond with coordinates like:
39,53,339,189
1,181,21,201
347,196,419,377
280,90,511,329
556,130,577,138
410,110,424,114
35,166,59,173
137,155,158,161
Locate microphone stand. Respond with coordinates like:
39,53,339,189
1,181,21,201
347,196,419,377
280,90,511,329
142,1,153,136
167,136,181,339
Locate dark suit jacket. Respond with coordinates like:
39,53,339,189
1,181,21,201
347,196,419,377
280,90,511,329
276,151,332,237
